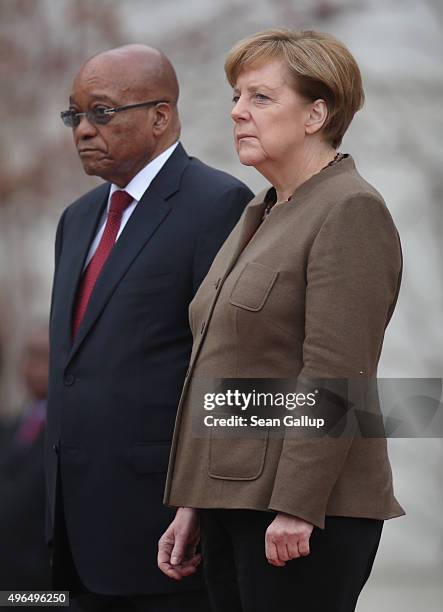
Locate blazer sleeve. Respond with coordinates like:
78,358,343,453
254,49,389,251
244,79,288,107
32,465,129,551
268,193,402,528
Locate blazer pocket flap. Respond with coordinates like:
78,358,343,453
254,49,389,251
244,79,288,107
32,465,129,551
130,443,171,474
208,434,268,480
229,262,278,311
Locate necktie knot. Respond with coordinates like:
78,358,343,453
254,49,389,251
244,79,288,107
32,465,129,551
109,190,132,214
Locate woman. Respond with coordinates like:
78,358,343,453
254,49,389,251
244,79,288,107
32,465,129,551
158,29,404,611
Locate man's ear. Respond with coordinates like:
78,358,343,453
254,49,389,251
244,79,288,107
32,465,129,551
305,99,328,136
152,103,171,134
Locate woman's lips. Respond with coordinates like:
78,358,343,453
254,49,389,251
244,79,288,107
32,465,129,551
237,135,256,142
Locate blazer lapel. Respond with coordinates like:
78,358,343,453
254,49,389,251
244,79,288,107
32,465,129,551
66,143,190,364
185,191,268,367
224,190,268,275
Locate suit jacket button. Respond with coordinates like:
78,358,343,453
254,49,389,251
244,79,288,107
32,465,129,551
64,373,75,386
52,443,59,454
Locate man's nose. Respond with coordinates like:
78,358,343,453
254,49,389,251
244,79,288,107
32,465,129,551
75,114,98,139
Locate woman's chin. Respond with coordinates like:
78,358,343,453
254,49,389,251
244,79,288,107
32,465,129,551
237,151,263,168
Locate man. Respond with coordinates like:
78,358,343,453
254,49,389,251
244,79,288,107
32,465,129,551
0,324,50,591
46,44,252,611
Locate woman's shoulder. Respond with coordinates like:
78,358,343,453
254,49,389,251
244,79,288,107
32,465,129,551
294,156,398,238
317,159,400,243
324,156,386,206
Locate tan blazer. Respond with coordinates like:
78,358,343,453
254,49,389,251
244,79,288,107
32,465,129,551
164,156,405,529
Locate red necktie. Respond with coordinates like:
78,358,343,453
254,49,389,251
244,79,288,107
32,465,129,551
72,190,133,338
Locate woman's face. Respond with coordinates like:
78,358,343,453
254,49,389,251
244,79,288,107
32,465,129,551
231,59,312,170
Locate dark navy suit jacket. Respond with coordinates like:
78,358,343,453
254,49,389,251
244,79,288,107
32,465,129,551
0,406,50,590
45,143,252,595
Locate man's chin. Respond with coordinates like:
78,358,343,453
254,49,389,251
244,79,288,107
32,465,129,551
81,164,97,176
80,160,110,179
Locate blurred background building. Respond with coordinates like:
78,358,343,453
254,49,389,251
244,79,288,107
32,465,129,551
0,0,441,608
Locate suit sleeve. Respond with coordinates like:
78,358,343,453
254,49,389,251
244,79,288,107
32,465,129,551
268,194,402,528
49,208,67,323
192,184,253,293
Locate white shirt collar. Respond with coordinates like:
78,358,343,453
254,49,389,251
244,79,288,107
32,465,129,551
108,140,179,205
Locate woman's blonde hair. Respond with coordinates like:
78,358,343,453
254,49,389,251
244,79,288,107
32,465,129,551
225,28,364,148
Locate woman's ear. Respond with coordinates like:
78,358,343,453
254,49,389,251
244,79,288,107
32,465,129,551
305,99,328,136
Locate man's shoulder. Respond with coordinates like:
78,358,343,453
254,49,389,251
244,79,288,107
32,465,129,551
63,182,110,219
182,154,250,196
178,156,253,222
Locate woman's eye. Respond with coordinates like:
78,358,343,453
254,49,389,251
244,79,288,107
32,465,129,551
232,95,240,103
255,93,269,102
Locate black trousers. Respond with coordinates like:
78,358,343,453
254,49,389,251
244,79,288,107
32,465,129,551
200,509,383,612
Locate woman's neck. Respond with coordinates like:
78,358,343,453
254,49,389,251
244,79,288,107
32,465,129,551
259,144,337,204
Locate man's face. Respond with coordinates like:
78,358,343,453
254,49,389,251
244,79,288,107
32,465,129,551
69,58,158,187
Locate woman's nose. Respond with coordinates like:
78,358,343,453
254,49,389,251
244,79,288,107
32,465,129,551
231,98,249,122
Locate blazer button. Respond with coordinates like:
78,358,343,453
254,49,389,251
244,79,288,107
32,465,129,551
52,443,59,454
64,373,75,386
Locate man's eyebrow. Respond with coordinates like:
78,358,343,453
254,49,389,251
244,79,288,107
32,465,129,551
68,93,120,106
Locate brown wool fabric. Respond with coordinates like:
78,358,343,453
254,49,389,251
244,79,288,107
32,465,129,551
164,156,404,529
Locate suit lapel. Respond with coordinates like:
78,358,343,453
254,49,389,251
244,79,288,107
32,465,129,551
68,191,172,359
66,143,190,364
58,185,109,353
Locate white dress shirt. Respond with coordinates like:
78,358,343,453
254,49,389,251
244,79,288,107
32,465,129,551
83,141,179,269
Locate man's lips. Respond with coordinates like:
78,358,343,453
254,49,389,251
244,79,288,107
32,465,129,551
77,148,106,156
